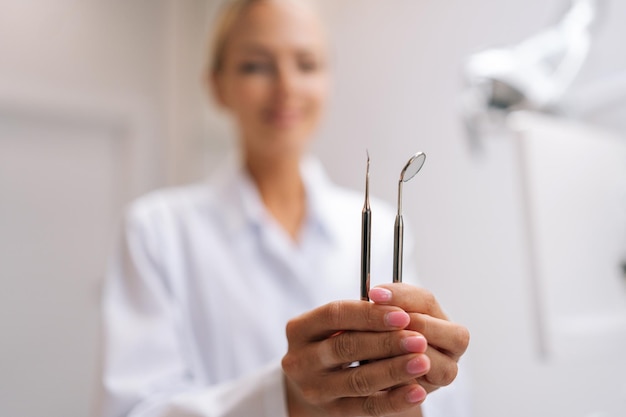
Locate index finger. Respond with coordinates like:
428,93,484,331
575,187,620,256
285,300,411,346
369,283,448,320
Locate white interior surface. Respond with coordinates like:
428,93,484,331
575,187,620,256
1,1,626,416
0,113,127,417
511,112,626,360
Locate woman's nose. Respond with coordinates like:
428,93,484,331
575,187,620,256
274,64,300,99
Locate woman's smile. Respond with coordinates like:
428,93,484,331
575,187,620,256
263,107,304,128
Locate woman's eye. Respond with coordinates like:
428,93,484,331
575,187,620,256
239,61,272,74
298,60,319,73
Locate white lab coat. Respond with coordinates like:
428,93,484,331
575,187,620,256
95,155,470,417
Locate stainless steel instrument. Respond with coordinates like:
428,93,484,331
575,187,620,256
361,150,371,301
393,152,426,283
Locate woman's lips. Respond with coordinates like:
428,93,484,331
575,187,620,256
264,108,302,128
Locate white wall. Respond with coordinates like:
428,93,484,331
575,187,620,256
2,1,626,416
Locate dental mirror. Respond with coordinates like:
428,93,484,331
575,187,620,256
400,152,426,184
393,152,426,283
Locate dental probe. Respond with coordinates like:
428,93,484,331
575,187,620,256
361,150,372,301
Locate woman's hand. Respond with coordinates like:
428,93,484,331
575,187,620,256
282,300,430,417
369,284,470,394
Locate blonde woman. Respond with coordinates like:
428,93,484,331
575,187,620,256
97,1,470,416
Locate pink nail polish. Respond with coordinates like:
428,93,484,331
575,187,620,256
402,336,427,353
385,311,410,328
406,355,430,375
406,387,426,403
369,287,392,303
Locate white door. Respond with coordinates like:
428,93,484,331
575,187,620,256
0,97,155,417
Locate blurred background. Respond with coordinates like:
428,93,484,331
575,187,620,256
1,1,625,416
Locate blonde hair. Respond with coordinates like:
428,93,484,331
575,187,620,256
209,0,257,74
207,0,320,74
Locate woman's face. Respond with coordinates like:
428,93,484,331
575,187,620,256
212,0,329,160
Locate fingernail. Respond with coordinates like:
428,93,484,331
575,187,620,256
406,355,430,375
369,287,392,303
385,311,410,328
402,336,427,353
406,386,426,403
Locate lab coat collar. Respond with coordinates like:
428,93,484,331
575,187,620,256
300,156,341,243
210,152,339,244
